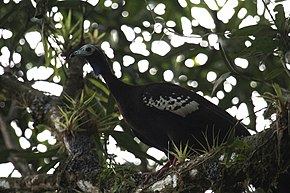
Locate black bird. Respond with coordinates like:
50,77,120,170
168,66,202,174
70,44,250,161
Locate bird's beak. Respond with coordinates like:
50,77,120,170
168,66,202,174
69,50,80,59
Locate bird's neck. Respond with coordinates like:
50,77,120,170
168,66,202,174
101,66,130,97
89,53,132,104
90,58,131,104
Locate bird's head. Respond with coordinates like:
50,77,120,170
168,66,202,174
69,44,108,75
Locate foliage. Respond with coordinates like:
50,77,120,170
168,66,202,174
170,141,193,163
0,0,289,180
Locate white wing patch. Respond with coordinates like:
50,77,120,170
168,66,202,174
142,93,199,117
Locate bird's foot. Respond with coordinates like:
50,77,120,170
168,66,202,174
142,157,177,184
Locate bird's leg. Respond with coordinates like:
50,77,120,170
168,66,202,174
156,156,177,178
142,157,178,183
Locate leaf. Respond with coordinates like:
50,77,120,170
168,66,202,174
65,10,72,33
265,68,285,80
89,78,110,96
211,72,231,96
272,83,282,97
236,33,278,58
219,43,239,74
274,4,286,30
230,25,278,57
105,93,116,115
231,25,276,37
15,148,60,159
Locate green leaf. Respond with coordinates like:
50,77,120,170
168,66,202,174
237,33,278,58
69,17,82,34
219,43,239,74
272,83,282,97
16,148,60,159
230,24,277,57
65,10,72,33
231,25,276,37
265,68,285,80
211,72,231,96
89,78,110,96
105,93,116,115
274,4,286,30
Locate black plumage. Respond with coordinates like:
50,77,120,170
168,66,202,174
70,44,250,156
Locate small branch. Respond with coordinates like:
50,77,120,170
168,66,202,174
34,0,47,19
0,115,33,176
1,75,44,105
62,57,85,99
0,174,59,192
280,52,290,78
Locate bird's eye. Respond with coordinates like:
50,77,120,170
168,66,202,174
85,47,92,52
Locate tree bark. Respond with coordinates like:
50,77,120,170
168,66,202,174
0,112,289,192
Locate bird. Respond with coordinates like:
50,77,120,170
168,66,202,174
69,44,250,165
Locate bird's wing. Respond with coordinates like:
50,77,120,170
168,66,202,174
141,82,249,136
142,83,201,117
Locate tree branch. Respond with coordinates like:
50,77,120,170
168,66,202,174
62,57,85,99
0,113,288,192
0,114,33,176
0,74,58,127
0,174,59,192
0,75,44,105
